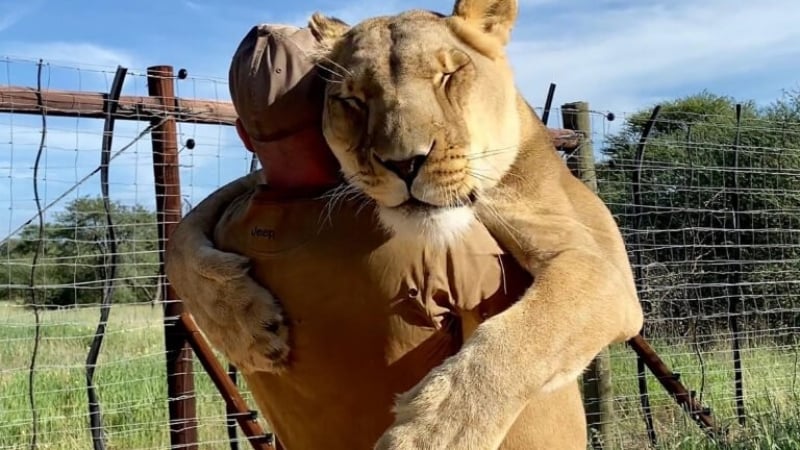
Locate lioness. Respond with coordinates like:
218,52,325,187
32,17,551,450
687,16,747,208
168,0,643,448
305,0,643,448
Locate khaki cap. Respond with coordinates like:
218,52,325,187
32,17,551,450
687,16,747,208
229,24,323,143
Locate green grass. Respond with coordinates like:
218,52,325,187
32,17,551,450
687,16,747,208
1,302,798,449
0,302,267,450
602,336,800,449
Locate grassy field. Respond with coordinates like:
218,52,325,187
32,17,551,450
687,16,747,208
1,302,798,449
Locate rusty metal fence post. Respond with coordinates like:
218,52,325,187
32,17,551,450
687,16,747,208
147,65,199,449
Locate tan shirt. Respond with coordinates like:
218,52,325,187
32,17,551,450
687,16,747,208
213,184,535,449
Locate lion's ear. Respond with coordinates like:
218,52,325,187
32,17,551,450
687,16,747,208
309,12,351,49
451,0,518,46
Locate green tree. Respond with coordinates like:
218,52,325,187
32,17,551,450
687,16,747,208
597,89,800,339
0,196,160,308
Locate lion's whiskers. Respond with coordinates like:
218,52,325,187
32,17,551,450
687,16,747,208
470,189,523,250
279,34,353,79
317,178,370,228
316,73,345,84
313,61,347,82
467,166,525,184
354,195,374,216
274,33,354,86
465,169,500,184
468,152,526,183
447,185,459,207
314,57,352,79
466,145,518,160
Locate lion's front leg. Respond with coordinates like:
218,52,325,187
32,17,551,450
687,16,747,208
374,328,526,450
375,249,643,450
165,172,290,374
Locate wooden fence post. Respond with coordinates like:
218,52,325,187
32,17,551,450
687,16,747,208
147,65,199,449
561,101,614,449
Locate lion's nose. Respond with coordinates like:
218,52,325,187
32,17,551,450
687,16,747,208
380,154,429,187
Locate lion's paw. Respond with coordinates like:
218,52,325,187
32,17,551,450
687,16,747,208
195,274,290,374
227,276,290,373
167,248,290,373
374,355,503,450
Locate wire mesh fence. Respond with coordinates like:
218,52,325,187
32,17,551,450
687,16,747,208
0,58,266,450
589,99,800,448
1,55,798,450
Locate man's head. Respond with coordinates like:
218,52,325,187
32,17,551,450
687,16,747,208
229,24,340,187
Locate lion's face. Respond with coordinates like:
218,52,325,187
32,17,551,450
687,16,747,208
309,1,521,241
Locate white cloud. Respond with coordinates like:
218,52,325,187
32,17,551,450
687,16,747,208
182,0,205,12
507,0,800,117
0,0,42,33
1,42,136,72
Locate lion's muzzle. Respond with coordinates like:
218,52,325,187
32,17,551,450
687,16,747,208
375,153,430,189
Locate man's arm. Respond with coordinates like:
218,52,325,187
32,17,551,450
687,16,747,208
165,172,290,373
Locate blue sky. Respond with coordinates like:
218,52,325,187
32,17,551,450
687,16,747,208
1,0,799,238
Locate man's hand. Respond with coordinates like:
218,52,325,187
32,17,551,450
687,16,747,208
165,173,290,373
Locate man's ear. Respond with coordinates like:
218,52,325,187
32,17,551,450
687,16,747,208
308,12,351,50
451,0,518,46
235,118,255,153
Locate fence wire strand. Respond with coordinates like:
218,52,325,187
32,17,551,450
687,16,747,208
83,64,127,450
25,57,47,450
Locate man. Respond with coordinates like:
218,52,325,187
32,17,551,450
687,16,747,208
166,24,583,449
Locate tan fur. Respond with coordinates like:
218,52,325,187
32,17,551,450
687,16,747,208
165,172,290,374
307,0,644,448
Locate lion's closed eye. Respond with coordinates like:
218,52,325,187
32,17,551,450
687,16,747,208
326,94,368,153
436,48,471,88
438,72,454,88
